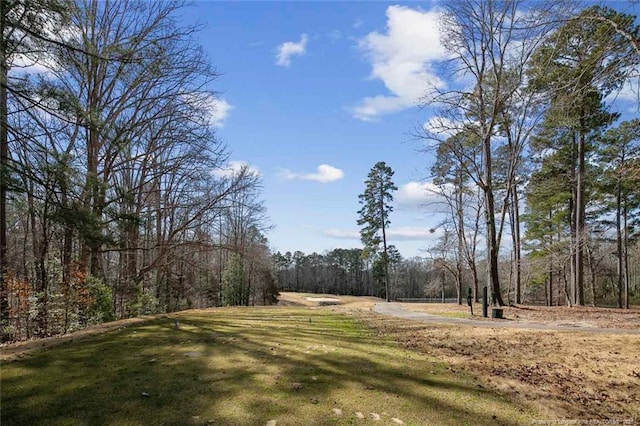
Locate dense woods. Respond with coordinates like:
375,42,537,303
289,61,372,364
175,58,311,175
1,0,639,342
0,0,275,341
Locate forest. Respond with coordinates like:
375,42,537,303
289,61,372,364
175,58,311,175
1,0,277,341
1,0,639,342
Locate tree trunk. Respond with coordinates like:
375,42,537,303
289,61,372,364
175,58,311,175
483,140,504,306
548,222,554,307
574,129,586,306
456,175,464,305
544,273,549,306
470,202,481,303
380,181,390,302
569,132,577,306
623,202,630,309
0,0,9,338
616,177,623,308
477,80,504,306
511,183,522,304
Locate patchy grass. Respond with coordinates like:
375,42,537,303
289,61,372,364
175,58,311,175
1,306,536,426
357,310,640,422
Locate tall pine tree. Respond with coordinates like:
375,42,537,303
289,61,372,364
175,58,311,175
357,162,397,302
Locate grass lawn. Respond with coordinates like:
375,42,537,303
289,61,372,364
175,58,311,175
1,307,536,425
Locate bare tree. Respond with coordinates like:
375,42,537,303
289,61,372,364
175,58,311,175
422,0,560,306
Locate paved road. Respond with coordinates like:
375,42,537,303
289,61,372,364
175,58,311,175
373,303,640,335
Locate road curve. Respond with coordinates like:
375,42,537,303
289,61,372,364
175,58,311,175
373,303,640,335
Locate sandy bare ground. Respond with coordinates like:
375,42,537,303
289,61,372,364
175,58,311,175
277,292,382,309
357,310,640,421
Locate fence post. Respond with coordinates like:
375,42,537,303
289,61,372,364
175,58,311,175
482,286,488,318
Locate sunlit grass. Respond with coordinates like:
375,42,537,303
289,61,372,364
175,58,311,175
1,307,537,425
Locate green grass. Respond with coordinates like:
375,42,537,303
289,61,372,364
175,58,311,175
1,307,535,425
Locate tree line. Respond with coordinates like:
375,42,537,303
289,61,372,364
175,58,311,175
0,0,276,342
273,248,458,301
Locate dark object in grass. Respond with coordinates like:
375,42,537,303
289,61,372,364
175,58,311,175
491,308,504,319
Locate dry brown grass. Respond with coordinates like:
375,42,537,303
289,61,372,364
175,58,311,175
355,309,640,422
398,302,640,330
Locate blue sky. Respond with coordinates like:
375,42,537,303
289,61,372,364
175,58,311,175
182,1,640,258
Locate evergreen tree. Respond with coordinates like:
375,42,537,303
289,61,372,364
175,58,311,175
596,119,640,308
523,145,574,306
222,253,247,307
357,162,397,302
528,5,637,305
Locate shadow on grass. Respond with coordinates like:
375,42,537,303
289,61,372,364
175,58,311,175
1,308,530,425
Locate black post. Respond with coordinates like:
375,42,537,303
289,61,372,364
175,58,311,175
467,286,473,316
482,286,488,318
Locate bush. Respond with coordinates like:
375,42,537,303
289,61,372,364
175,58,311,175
128,287,160,316
83,276,115,324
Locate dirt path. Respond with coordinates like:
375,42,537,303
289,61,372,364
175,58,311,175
373,303,640,334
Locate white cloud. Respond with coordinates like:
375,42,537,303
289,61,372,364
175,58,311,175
9,54,56,75
322,227,442,241
183,93,233,128
276,34,308,67
395,181,446,209
281,164,344,183
322,229,360,239
213,161,260,179
388,227,442,241
353,6,449,121
208,98,233,128
423,116,465,139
